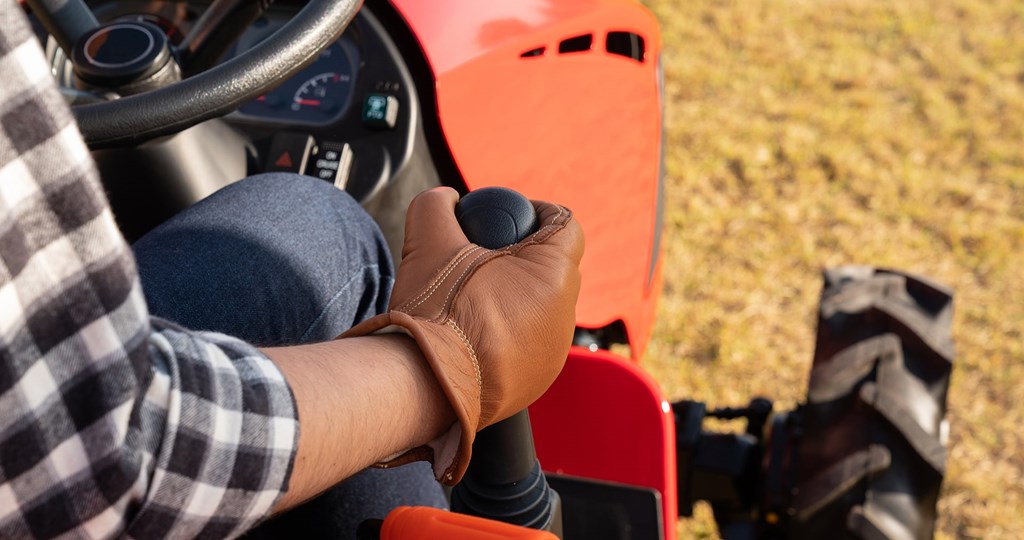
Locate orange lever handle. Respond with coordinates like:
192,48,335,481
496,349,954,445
380,506,557,540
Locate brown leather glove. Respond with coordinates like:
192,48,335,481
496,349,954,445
341,187,583,484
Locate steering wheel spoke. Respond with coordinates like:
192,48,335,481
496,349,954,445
176,0,273,77
24,0,99,53
59,85,111,106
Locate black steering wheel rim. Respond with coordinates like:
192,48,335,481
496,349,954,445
71,0,362,149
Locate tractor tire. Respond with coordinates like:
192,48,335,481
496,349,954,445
788,267,953,540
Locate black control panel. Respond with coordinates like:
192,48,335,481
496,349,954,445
227,5,418,204
69,0,420,205
236,40,361,126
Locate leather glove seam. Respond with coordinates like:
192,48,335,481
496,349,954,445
403,205,572,321
508,205,569,256
444,454,460,482
445,318,482,389
396,245,483,312
428,249,504,323
423,205,574,324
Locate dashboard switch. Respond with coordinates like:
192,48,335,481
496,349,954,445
265,132,314,174
311,142,354,190
362,94,399,129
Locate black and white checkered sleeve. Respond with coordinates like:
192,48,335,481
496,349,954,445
0,2,299,539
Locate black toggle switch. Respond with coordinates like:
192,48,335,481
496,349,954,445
310,142,354,190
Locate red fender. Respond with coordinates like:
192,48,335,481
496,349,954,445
530,347,678,540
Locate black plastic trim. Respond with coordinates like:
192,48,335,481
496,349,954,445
605,31,645,63
546,473,664,540
363,0,467,193
558,34,593,54
520,46,545,58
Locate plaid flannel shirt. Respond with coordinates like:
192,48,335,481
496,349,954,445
0,2,299,538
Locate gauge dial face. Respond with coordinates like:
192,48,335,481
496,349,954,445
291,72,352,114
238,41,358,125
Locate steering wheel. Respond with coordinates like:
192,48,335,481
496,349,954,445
27,0,362,149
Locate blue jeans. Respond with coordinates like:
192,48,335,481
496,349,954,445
133,173,447,538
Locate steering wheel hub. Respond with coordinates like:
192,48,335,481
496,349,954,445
72,22,172,88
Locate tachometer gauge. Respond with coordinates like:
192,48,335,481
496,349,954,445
292,72,352,114
237,40,358,125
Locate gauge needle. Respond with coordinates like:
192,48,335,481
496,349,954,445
295,99,322,106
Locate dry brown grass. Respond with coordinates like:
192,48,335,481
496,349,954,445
639,0,1024,537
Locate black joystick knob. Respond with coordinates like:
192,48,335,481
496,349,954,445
451,187,562,535
455,187,538,249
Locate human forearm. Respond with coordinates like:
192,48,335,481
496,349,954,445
264,334,455,512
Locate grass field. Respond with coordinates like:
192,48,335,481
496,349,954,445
638,0,1024,537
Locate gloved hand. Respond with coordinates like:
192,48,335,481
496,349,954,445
341,187,583,484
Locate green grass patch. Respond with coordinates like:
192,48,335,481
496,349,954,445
642,0,1024,536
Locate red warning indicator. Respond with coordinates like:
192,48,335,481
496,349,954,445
275,152,293,168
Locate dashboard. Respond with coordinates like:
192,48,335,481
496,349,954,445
41,0,423,207
237,41,360,126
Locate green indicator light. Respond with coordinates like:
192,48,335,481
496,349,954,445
362,94,398,129
364,95,388,121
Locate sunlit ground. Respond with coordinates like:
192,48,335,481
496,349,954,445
640,0,1023,537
